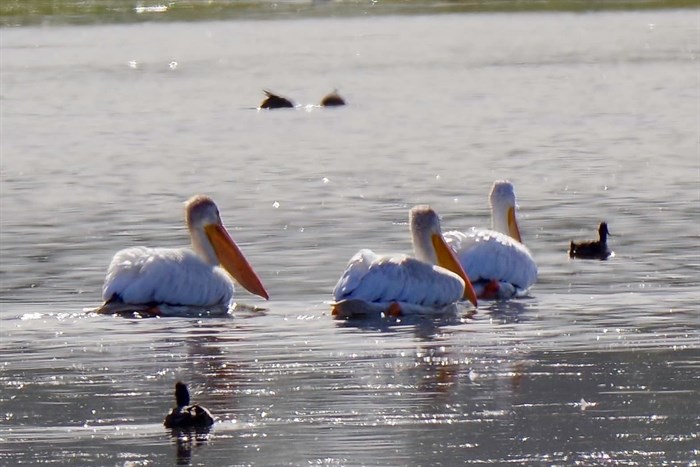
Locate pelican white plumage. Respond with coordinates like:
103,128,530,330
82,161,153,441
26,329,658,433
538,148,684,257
96,195,268,316
331,206,478,319
443,181,537,299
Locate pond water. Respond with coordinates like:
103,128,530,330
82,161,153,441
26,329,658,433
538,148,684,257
1,7,699,465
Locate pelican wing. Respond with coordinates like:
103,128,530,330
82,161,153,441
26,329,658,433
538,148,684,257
102,247,235,307
332,249,465,307
444,228,537,291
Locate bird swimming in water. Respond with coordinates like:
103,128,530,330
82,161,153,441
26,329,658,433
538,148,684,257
320,90,345,107
443,180,537,299
331,205,477,319
259,90,294,109
96,195,268,317
569,222,613,260
164,382,215,429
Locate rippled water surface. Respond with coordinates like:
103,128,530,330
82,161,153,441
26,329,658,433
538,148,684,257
1,7,699,466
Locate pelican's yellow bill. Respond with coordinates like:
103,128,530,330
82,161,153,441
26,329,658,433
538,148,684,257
431,234,478,308
508,207,522,243
205,224,269,300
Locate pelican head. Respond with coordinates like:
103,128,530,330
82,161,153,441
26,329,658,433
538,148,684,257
409,206,477,307
186,195,269,300
489,180,522,243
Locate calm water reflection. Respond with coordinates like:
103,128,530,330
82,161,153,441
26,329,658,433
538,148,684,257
1,7,699,466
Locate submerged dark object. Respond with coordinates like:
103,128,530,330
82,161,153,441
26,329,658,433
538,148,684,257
259,90,294,109
320,90,346,107
164,382,214,429
569,222,612,260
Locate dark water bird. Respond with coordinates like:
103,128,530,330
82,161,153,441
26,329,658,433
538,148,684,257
164,382,215,429
320,90,346,107
569,222,613,260
259,90,294,109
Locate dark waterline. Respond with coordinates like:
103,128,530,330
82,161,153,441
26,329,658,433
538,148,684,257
2,0,699,27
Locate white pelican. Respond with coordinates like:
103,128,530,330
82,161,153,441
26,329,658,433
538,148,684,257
443,181,537,299
97,195,269,316
331,206,478,319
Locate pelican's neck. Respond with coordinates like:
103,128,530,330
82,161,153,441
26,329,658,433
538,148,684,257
189,224,219,266
410,206,441,265
412,228,437,264
489,181,517,236
490,203,510,235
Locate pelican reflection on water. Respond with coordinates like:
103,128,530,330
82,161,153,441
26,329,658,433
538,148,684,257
96,195,269,317
444,180,538,299
331,205,478,319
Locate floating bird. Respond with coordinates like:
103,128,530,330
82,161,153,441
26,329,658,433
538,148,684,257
259,90,294,109
320,90,345,107
331,206,477,319
444,181,537,299
164,382,214,429
96,195,268,316
569,222,612,260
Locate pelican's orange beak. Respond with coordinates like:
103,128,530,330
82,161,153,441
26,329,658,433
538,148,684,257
431,234,478,308
508,207,522,243
205,224,269,300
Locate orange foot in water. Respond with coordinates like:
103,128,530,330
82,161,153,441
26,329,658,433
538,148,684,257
386,302,403,318
480,280,501,300
140,306,162,318
331,304,339,317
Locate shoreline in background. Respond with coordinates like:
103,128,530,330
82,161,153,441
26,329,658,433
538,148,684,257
2,0,699,27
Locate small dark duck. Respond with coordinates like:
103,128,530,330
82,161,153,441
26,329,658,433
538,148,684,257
320,90,346,107
259,90,294,109
569,222,613,260
164,382,214,429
